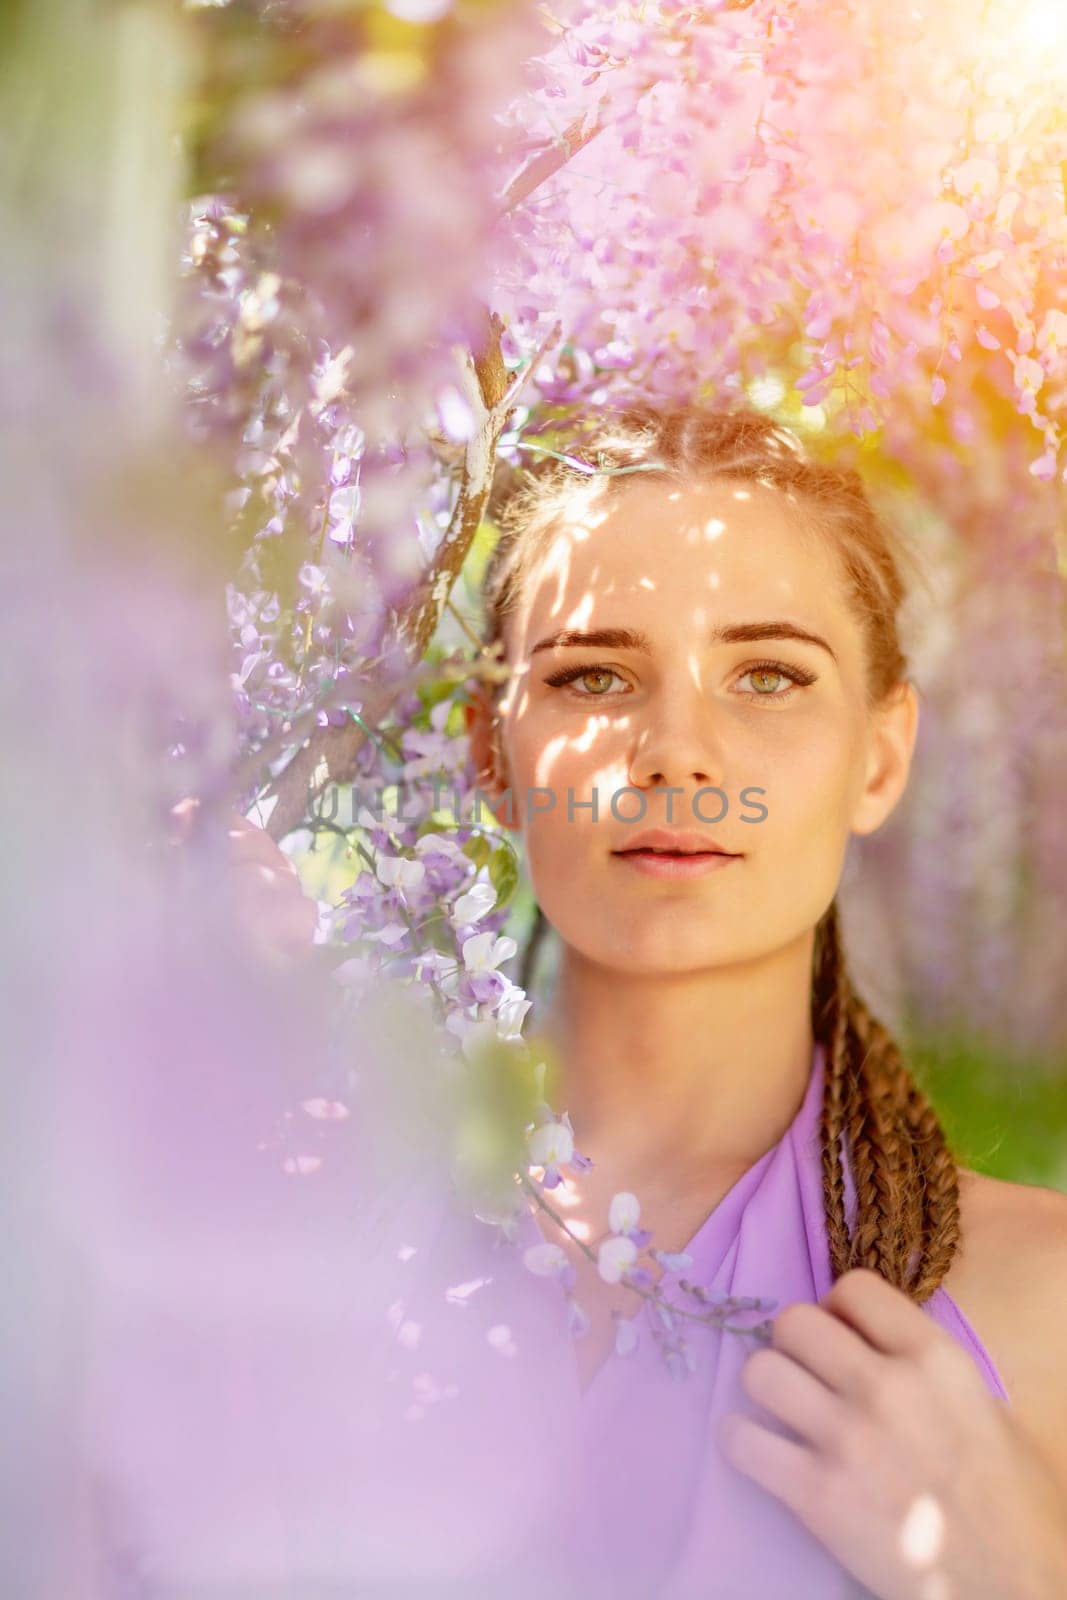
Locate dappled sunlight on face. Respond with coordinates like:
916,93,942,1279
494,477,880,977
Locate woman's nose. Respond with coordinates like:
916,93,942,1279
627,692,727,793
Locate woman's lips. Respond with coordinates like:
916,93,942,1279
611,848,742,881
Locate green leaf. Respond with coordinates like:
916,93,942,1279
462,833,493,870
488,841,519,907
460,518,500,599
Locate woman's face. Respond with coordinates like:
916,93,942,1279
470,475,918,975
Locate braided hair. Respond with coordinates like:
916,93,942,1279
479,400,960,1303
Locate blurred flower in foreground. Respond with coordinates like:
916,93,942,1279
0,3,583,1593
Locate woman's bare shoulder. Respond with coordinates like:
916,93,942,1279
949,1165,1067,1328
955,1163,1067,1239
945,1167,1067,1480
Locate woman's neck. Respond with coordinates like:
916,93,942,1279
530,930,818,1182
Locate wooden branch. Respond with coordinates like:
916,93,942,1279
254,310,560,843
399,310,563,663
496,104,609,216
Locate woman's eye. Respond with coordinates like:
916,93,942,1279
542,659,815,701
734,661,815,699
543,663,627,697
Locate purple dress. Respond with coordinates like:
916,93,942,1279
504,1037,1011,1598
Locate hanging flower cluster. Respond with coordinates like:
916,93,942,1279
490,0,1067,481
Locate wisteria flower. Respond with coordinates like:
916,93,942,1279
450,877,497,927
606,1191,653,1250
522,1242,575,1290
527,1117,574,1189
459,930,517,1011
597,1234,638,1285
413,947,460,995
494,980,532,1040
374,853,426,895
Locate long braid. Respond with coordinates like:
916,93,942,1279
812,897,961,1302
812,899,854,1282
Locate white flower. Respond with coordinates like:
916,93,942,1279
527,1119,575,1170
523,1242,570,1278
461,930,516,975
375,854,426,893
495,981,532,1040
451,878,497,926
608,1192,641,1236
597,1234,638,1285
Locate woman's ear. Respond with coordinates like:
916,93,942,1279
464,683,495,778
464,683,517,831
851,680,920,838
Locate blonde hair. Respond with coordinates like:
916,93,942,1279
480,400,958,1303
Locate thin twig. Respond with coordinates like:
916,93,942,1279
517,1172,775,1339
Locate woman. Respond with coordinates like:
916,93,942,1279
241,403,1067,1596
453,403,1067,1597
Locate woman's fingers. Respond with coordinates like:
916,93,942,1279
769,1300,882,1404
739,1345,846,1453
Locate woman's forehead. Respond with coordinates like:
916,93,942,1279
511,479,839,644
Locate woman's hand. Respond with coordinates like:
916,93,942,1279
718,1267,1067,1600
169,797,319,968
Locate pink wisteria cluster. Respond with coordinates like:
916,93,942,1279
491,0,1067,479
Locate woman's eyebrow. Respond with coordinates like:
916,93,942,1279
530,621,838,664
